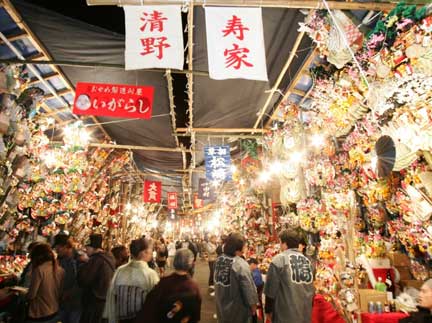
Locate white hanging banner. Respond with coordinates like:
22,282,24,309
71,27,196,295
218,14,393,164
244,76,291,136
205,7,268,81
124,5,184,70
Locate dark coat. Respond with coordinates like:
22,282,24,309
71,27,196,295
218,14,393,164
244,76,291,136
400,308,432,323
134,273,202,323
77,252,115,323
78,252,115,302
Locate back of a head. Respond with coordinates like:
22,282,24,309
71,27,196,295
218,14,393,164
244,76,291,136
30,243,55,268
130,238,150,259
27,241,41,253
279,229,300,249
224,232,245,257
247,257,259,265
54,234,73,249
173,248,194,272
112,245,128,258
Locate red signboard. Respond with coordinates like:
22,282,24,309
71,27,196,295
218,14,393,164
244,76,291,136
193,193,204,209
73,82,154,119
143,180,161,203
167,192,178,210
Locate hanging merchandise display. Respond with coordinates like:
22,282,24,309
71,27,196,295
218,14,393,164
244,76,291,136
0,64,135,252
2,2,432,322
205,3,432,322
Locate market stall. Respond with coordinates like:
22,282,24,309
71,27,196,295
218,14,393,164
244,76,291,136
0,0,431,322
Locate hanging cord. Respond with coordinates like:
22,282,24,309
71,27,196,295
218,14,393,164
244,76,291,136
321,0,370,89
83,113,170,127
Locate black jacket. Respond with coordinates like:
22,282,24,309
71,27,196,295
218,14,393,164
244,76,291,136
77,252,115,304
400,308,432,323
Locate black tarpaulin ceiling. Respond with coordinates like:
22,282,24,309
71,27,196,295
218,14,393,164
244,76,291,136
4,0,313,190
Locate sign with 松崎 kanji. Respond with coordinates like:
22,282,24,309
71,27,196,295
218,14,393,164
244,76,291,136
124,5,184,70
205,7,268,81
143,180,162,204
204,145,232,182
73,82,154,119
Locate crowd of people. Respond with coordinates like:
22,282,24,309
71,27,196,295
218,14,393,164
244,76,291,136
0,229,431,323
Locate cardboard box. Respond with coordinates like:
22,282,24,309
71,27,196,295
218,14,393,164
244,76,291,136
358,289,388,312
400,280,424,290
396,266,413,280
388,252,411,267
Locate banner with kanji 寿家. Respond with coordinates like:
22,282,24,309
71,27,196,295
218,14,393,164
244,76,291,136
124,5,184,70
205,7,268,81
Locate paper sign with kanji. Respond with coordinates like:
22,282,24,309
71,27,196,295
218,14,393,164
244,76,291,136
167,192,178,210
143,180,162,203
73,82,154,119
124,5,184,70
193,193,204,209
205,7,268,81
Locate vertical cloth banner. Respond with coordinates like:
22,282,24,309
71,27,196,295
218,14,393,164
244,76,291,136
198,178,215,201
167,192,178,210
204,145,232,181
124,5,184,70
143,180,162,203
205,7,268,81
193,193,204,209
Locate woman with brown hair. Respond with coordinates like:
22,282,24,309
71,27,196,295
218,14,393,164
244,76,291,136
26,242,65,323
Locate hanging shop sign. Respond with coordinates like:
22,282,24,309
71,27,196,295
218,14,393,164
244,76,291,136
124,5,184,70
204,145,232,182
143,180,162,203
167,192,178,210
205,7,268,81
73,82,154,119
193,193,204,209
198,178,215,201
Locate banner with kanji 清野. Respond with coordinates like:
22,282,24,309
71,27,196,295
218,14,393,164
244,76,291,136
124,5,184,70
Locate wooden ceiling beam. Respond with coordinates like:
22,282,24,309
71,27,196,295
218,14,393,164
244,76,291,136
87,0,401,11
42,106,71,117
88,143,192,153
291,88,306,96
25,52,45,61
176,127,268,134
2,0,111,141
254,31,305,129
44,88,73,100
44,116,93,130
28,71,59,85
0,30,27,44
265,48,317,127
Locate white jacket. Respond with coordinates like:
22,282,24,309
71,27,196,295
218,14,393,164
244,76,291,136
104,260,159,323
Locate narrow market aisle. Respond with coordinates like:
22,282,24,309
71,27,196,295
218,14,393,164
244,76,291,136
194,259,217,323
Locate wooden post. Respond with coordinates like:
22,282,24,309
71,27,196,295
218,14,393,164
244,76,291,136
87,0,401,11
254,31,306,129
